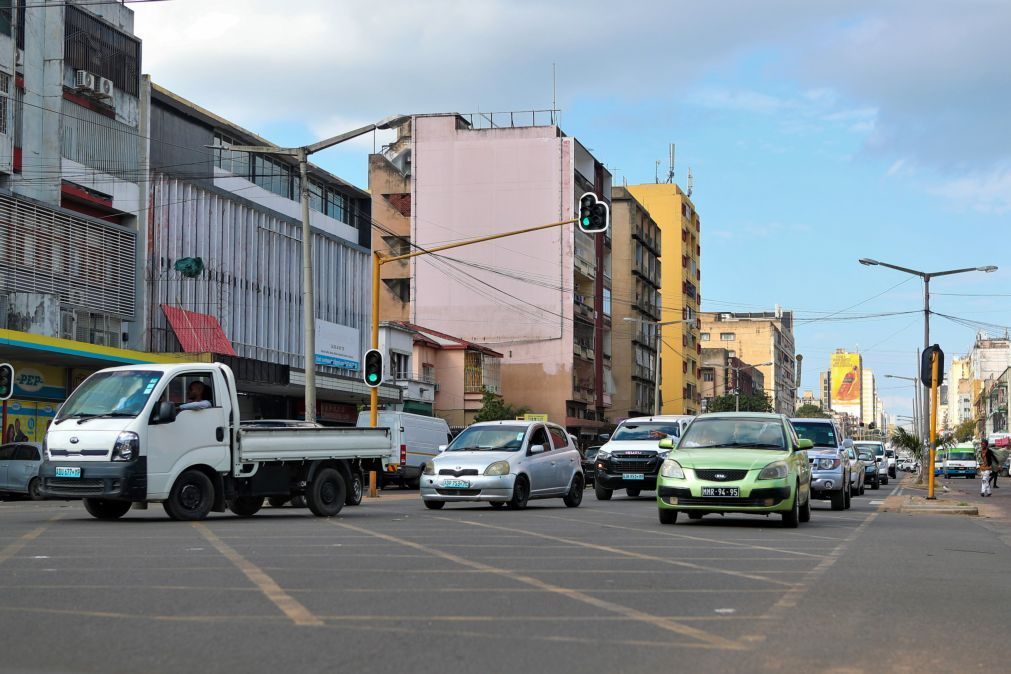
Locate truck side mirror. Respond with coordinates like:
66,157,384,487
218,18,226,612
152,401,177,424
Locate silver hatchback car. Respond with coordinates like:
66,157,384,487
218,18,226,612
0,442,45,500
420,420,584,510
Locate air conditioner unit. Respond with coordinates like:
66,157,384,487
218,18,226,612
74,70,96,91
96,77,114,99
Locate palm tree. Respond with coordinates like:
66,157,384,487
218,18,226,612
891,427,926,485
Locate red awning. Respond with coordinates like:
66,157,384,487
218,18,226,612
161,305,236,356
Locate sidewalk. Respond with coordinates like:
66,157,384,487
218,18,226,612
933,471,1011,521
884,471,1011,520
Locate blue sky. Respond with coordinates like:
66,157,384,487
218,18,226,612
135,0,1011,422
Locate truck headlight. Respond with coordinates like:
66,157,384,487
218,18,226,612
660,459,685,479
484,461,510,476
111,432,139,461
758,461,788,480
423,463,436,475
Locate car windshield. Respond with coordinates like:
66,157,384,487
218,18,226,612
859,453,874,462
611,422,682,441
948,452,975,462
447,425,526,452
855,443,884,455
678,417,786,450
55,371,164,422
791,421,837,448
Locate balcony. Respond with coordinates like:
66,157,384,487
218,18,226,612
632,224,659,256
574,254,595,280
574,340,594,361
573,299,594,324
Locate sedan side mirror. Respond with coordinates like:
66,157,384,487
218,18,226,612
658,438,675,450
796,439,813,450
151,401,177,425
528,444,546,455
438,445,447,453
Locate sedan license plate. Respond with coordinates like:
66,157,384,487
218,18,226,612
624,473,645,480
55,467,81,478
702,486,739,497
442,479,470,489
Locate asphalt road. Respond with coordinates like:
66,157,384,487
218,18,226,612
1,483,1009,674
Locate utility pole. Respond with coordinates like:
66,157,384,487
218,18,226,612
219,114,409,422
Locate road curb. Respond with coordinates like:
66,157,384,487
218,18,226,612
880,494,979,516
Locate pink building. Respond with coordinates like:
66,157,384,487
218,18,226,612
371,113,614,441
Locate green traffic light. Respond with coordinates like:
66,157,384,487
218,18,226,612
368,374,378,382
582,217,591,226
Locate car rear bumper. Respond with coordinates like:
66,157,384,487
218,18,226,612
38,459,147,501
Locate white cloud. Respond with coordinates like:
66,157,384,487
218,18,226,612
932,168,1011,213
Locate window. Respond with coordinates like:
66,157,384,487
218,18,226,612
64,6,141,95
326,189,349,223
164,373,215,407
702,369,714,382
529,427,550,451
422,363,435,384
391,352,410,379
720,332,736,341
0,72,8,136
14,445,39,461
700,332,710,341
548,426,569,450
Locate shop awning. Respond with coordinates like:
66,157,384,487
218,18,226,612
0,329,208,368
162,305,236,356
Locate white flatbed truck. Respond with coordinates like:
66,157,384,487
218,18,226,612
38,363,391,521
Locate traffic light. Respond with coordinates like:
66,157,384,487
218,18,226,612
578,192,609,234
363,349,384,388
0,363,13,401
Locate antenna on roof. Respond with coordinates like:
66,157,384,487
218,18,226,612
655,160,661,184
686,167,694,197
666,144,675,184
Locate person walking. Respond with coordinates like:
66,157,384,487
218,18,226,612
979,439,996,497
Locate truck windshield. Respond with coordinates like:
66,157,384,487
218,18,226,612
447,426,527,451
56,371,164,423
611,422,682,441
948,452,975,462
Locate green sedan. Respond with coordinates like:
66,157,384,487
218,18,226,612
656,412,814,528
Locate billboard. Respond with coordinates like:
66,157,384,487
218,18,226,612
314,320,360,371
830,352,862,414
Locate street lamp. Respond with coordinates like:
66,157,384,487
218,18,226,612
623,317,695,415
885,374,920,441
222,114,410,422
858,259,997,439
730,361,772,412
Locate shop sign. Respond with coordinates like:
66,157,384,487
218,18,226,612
10,361,66,400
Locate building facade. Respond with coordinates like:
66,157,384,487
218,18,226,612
609,186,661,418
625,183,701,415
142,83,399,422
700,308,796,414
699,347,765,407
369,113,614,442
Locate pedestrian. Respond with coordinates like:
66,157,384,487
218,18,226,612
979,438,996,497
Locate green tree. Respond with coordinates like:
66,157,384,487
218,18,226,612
473,388,529,422
954,419,976,443
794,404,830,418
890,426,926,485
706,392,773,413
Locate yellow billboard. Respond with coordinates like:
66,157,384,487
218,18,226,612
831,353,861,403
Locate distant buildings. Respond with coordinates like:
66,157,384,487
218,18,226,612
700,348,765,406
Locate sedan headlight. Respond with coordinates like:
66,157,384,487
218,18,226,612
660,458,685,479
423,463,436,475
484,460,510,476
816,458,841,470
111,431,139,461
758,461,789,480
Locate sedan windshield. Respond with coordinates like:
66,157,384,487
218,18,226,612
791,421,837,448
56,371,164,423
447,426,526,452
678,418,786,450
611,422,682,441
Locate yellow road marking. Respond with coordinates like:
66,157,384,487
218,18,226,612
330,519,745,651
193,522,323,627
443,517,796,587
0,515,62,564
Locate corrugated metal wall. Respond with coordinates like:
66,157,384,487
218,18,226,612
149,175,370,373
61,99,140,178
0,193,136,318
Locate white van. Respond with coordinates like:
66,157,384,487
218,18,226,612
355,411,452,488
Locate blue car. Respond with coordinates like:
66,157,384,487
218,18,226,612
0,442,45,500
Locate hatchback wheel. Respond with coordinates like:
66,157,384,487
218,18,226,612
508,476,530,510
563,473,584,508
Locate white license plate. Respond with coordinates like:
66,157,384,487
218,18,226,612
442,479,470,488
624,473,645,480
702,486,739,497
55,467,81,478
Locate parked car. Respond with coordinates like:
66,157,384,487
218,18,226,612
854,441,889,486
844,442,867,496
0,442,45,500
239,419,363,507
655,412,813,528
581,446,601,486
356,411,452,489
790,418,851,510
858,450,881,489
593,415,693,500
420,420,583,510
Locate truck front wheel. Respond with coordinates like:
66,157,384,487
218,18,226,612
84,498,132,520
163,470,215,521
306,468,345,517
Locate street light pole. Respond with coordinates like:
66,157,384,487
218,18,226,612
220,115,410,423
731,361,772,412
